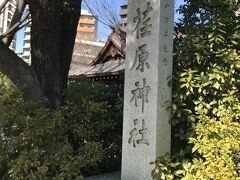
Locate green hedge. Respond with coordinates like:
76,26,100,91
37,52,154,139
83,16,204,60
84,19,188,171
0,76,123,179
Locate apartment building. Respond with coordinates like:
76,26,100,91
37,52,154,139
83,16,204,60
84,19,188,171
119,4,128,31
0,0,17,51
76,9,98,41
20,9,98,64
21,22,31,63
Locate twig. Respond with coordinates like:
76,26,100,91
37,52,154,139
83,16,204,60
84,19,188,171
3,0,27,46
0,0,9,14
0,13,30,39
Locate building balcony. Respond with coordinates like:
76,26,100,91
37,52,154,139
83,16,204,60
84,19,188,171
8,0,17,7
8,10,14,15
22,50,31,56
120,19,127,24
120,8,128,16
23,43,31,48
25,26,31,32
79,18,95,25
77,27,95,33
24,35,31,40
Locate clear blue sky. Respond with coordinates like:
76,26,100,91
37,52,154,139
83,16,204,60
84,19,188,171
16,0,184,52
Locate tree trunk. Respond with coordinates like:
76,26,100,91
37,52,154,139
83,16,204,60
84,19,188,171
59,0,81,92
0,41,42,101
29,0,81,108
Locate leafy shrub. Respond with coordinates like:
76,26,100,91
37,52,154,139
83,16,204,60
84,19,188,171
0,76,123,179
64,78,123,175
187,109,240,179
0,73,21,104
171,0,240,155
152,107,240,179
152,0,240,179
0,98,102,180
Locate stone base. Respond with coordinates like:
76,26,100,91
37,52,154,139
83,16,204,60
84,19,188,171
85,171,121,180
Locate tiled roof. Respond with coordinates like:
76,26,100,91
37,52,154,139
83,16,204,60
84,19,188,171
69,28,126,78
69,59,125,77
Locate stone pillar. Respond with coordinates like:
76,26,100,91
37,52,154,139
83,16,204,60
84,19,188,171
121,0,174,179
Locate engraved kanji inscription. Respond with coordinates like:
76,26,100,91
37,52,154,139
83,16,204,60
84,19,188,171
164,30,169,36
165,3,170,8
141,2,153,38
167,75,172,87
128,119,149,148
161,100,171,111
130,78,151,113
133,8,141,39
132,1,153,39
164,45,169,53
164,17,169,24
163,57,168,66
131,44,150,72
160,86,171,112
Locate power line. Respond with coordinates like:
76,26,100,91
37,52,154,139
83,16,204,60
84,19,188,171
82,0,126,41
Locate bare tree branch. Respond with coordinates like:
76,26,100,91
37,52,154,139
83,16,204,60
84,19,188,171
0,12,30,40
18,18,31,30
83,0,120,28
0,0,9,13
2,0,27,47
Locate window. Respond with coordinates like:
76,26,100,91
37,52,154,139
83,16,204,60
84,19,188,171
8,13,12,19
25,39,30,44
80,23,93,28
7,20,10,27
9,0,16,5
81,15,94,20
8,4,12,11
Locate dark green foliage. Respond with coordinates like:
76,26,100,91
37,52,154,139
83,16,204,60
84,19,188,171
0,73,21,104
65,78,123,175
0,76,123,179
0,89,101,179
152,0,240,179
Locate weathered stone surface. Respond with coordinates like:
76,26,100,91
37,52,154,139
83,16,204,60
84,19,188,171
121,0,174,179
